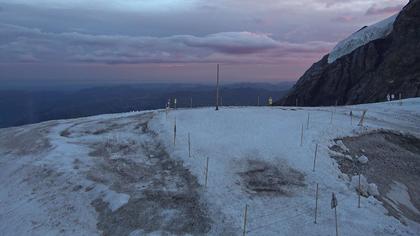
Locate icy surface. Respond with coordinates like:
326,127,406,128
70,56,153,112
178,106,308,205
328,14,397,63
0,98,419,235
386,181,420,215
358,155,369,164
369,183,380,197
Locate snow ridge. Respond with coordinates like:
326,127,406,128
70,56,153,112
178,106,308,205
328,14,397,64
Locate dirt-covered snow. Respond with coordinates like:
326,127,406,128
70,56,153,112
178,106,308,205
0,98,419,235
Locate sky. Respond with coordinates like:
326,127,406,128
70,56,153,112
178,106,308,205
0,0,408,86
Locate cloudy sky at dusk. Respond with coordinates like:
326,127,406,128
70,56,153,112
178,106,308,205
0,0,408,86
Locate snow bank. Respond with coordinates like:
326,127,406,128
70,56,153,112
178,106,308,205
336,140,350,153
103,191,130,212
328,14,397,63
358,155,369,164
386,181,420,215
350,175,379,197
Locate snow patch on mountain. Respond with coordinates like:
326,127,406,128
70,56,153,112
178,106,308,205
328,14,397,63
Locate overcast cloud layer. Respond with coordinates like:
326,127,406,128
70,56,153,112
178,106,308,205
0,0,408,84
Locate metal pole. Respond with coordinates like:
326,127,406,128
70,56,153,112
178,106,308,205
243,204,248,236
173,118,176,146
205,157,209,187
216,64,220,111
358,110,367,127
314,183,319,224
358,173,361,208
335,207,339,236
313,144,318,172
188,133,191,158
330,110,334,124
300,124,304,146
399,93,402,106
306,113,310,129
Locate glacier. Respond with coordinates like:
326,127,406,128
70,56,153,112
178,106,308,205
328,14,397,64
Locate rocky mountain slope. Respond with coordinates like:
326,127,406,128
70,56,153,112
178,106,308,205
278,0,420,106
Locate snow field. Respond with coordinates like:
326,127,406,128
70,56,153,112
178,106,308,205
150,99,420,235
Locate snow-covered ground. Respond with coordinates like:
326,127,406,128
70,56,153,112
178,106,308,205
328,14,397,63
0,98,419,235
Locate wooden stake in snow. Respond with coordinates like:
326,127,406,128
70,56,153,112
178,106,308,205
173,118,177,146
313,144,318,172
216,64,220,111
243,204,248,236
188,132,191,158
331,193,339,236
306,113,310,129
205,157,209,187
358,173,361,208
358,110,367,127
300,124,304,146
314,183,319,224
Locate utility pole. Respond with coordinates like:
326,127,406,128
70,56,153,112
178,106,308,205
216,64,220,111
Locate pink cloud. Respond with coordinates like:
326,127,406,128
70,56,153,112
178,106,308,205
332,15,356,23
365,4,404,15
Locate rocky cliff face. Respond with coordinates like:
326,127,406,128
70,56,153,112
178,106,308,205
278,0,420,106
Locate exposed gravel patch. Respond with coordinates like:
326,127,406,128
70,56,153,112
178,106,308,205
0,123,53,156
330,130,420,224
238,159,305,196
85,113,215,235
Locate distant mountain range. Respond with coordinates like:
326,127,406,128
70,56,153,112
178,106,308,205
0,82,293,128
279,0,420,106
